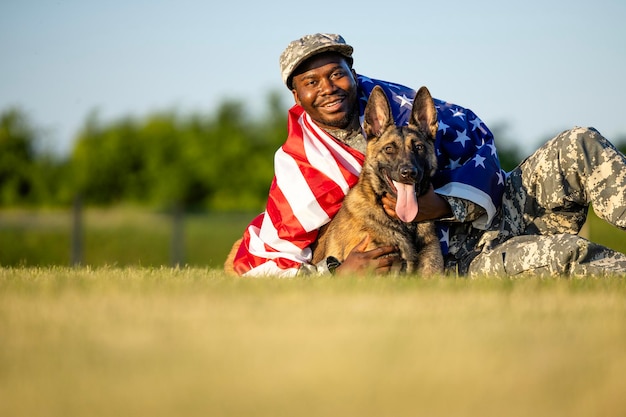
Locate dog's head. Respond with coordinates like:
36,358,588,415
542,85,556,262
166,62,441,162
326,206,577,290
362,85,438,222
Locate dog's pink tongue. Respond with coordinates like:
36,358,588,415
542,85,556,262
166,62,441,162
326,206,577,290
392,180,418,222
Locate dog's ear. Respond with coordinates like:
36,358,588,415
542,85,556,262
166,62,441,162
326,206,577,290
410,86,438,140
364,86,394,139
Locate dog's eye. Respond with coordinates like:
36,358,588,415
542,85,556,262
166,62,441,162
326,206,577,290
384,145,395,154
414,143,425,152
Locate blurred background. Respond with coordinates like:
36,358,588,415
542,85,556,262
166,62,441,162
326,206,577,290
2,0,625,268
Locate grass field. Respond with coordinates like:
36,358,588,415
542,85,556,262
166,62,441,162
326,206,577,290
0,208,252,268
2,208,626,416
1,206,626,269
1,267,626,417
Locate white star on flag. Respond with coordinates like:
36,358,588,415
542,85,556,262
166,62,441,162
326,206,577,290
473,154,486,168
450,108,466,119
497,170,505,185
447,157,463,170
438,119,450,134
470,117,484,130
454,129,471,147
439,227,450,246
395,94,413,108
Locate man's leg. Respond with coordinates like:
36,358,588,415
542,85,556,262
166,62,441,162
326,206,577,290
499,126,626,241
469,234,626,277
470,127,626,276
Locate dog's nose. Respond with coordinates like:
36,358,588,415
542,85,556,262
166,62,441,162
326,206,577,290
400,166,418,181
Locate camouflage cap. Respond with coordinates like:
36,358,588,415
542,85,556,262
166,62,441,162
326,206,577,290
279,33,353,89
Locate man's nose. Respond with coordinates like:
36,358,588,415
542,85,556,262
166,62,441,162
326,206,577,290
318,77,337,94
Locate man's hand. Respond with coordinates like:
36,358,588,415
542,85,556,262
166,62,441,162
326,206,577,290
334,235,399,276
382,185,451,222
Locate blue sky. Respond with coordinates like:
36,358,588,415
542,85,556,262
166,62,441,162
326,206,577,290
2,0,625,156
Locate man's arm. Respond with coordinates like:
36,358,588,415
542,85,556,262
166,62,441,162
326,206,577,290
333,235,400,276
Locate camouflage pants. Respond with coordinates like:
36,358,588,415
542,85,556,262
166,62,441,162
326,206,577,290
468,127,626,277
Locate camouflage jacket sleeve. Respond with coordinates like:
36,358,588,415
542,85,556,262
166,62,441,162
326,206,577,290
444,196,486,223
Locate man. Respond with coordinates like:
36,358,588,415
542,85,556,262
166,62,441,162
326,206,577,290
228,33,626,277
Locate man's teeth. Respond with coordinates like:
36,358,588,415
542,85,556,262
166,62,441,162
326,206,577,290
324,99,341,107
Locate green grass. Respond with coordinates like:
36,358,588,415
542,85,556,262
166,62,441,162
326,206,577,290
1,267,625,417
585,207,626,253
1,207,625,269
0,208,253,268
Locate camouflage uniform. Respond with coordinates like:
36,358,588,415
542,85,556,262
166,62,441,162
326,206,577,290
447,127,626,277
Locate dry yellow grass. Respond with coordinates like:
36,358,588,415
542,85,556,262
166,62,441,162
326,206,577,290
1,267,625,417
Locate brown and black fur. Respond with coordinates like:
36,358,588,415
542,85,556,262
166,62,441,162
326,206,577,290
311,85,444,275
224,237,242,275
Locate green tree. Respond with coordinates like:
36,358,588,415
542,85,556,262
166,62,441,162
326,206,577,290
68,90,288,211
197,93,286,211
72,113,148,204
0,108,39,205
140,112,206,207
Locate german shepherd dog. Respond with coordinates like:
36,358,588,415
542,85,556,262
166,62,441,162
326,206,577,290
311,85,444,275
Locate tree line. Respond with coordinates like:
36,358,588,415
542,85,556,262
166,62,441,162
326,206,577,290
5,92,622,211
1,92,287,211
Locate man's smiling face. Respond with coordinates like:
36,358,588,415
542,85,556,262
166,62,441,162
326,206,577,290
290,52,359,130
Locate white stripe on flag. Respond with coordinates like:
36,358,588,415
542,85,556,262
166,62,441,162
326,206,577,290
249,214,312,262
302,128,350,192
304,113,363,178
242,260,299,277
274,148,331,232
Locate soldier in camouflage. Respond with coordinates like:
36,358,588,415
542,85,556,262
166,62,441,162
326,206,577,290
456,126,626,276
273,33,626,277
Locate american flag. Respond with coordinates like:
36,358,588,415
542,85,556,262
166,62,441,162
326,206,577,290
231,75,505,276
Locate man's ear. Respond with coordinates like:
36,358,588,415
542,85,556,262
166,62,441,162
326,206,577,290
291,88,302,106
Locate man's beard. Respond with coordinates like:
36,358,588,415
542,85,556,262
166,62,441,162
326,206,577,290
321,100,359,129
